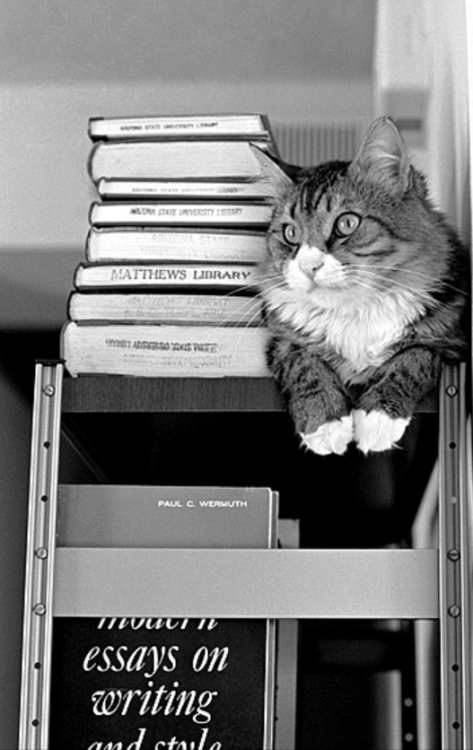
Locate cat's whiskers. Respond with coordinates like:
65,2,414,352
177,283,265,344
351,267,437,308
261,263,430,311
359,264,468,297
344,275,386,301
261,265,386,311
258,274,292,297
213,281,263,301
222,302,270,357
212,294,263,328
198,289,270,363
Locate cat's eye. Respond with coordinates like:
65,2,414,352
282,222,302,246
334,212,361,238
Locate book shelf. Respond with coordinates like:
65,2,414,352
62,376,285,413
61,375,437,414
19,363,473,749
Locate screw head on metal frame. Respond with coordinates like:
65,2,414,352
43,385,55,397
33,603,46,616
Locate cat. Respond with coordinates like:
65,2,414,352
253,116,469,455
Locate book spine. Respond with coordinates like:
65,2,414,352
58,484,275,546
88,139,273,184
85,228,268,264
88,114,267,140
74,263,261,290
62,323,271,378
89,202,272,227
97,179,273,201
68,293,262,326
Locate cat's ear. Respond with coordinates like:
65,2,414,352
349,117,413,193
250,144,298,198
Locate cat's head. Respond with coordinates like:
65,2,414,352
254,117,446,316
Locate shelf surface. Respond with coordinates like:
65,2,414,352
62,374,437,413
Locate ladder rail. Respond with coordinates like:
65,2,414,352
460,414,473,747
19,363,64,750
438,363,472,748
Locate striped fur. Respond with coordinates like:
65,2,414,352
255,117,469,454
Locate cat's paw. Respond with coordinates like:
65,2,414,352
301,415,353,456
353,409,411,454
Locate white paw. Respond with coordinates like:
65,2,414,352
301,415,353,456
353,409,411,454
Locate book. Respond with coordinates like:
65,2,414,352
86,227,269,264
61,322,271,377
97,177,274,201
89,200,273,228
57,484,277,548
68,291,263,326
52,484,276,749
88,112,274,141
74,262,261,290
88,139,273,183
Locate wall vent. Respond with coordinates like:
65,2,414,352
273,123,362,166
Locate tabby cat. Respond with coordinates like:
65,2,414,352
254,117,469,455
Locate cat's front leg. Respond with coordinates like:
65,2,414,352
353,347,441,454
268,338,353,455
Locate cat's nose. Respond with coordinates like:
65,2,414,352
297,244,325,277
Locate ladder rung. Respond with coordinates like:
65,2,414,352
53,547,439,620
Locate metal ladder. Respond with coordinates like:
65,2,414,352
18,361,472,749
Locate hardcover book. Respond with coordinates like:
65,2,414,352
97,177,274,201
74,262,261,291
88,112,275,142
86,227,268,264
89,200,273,228
88,139,273,183
61,322,270,377
57,484,277,548
68,292,262,326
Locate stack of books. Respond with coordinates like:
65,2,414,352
61,113,280,378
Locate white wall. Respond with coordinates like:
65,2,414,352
374,0,471,241
468,0,473,229
423,0,471,239
1,0,376,85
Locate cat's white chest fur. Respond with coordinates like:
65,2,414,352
265,275,424,383
320,300,409,380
